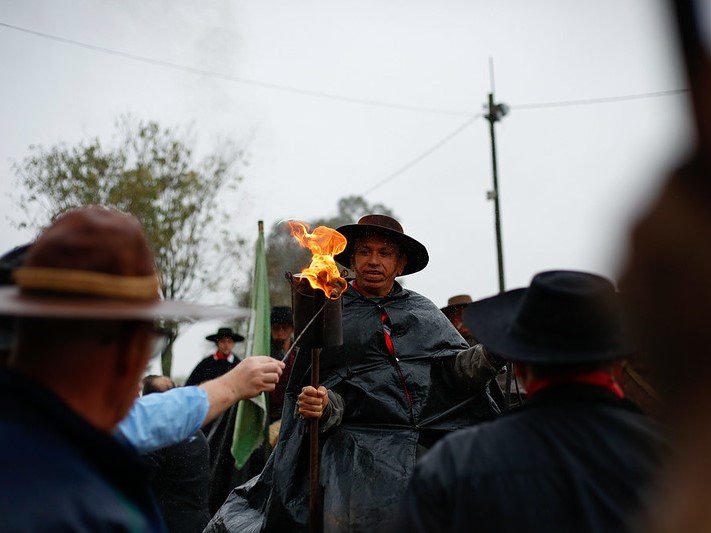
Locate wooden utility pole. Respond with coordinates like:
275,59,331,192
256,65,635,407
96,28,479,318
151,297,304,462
484,58,512,406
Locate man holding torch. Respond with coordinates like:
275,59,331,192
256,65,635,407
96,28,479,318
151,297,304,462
208,215,505,533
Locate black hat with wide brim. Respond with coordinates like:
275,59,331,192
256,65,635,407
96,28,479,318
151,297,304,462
270,306,293,325
334,214,429,276
462,270,632,365
205,327,245,343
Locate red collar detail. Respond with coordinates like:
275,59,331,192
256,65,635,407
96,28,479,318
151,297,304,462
213,350,232,361
525,370,625,399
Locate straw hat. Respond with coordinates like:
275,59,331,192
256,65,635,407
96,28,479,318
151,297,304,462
0,206,246,322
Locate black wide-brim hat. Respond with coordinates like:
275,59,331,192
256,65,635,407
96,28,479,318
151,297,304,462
205,327,245,343
334,214,429,276
462,270,632,365
270,306,293,325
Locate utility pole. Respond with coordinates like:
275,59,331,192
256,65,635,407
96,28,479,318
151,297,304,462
484,59,513,407
484,59,509,294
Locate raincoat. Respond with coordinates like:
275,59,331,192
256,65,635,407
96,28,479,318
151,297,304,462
206,282,501,532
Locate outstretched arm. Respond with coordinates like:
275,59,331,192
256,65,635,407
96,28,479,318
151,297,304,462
443,344,505,393
116,356,284,453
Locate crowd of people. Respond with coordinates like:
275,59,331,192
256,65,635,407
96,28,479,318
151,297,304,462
0,169,707,532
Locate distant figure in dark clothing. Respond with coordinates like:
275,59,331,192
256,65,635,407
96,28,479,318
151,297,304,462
186,327,245,386
142,376,211,533
394,271,666,533
440,294,476,345
441,294,510,410
268,306,295,437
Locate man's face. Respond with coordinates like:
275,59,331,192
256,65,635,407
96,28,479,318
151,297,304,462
217,337,235,356
272,323,293,342
351,234,407,298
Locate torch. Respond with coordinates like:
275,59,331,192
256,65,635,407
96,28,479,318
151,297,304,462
286,221,347,533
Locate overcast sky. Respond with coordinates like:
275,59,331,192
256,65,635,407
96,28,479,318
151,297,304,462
0,0,697,376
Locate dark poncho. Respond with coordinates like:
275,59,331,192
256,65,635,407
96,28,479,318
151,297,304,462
206,283,500,532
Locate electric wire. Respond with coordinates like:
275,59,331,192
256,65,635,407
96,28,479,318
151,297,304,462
0,21,473,117
1,22,688,115
362,114,481,196
510,89,689,110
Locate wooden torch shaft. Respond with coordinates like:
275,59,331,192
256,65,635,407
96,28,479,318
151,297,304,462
309,346,322,533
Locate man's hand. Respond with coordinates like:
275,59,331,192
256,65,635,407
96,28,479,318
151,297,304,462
231,356,285,399
199,356,285,425
298,386,329,419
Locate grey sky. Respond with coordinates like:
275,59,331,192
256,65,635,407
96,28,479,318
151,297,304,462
0,0,695,376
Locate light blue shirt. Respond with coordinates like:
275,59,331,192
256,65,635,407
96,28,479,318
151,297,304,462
115,386,209,454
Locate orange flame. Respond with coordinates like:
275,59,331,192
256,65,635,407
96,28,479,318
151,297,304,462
288,221,348,299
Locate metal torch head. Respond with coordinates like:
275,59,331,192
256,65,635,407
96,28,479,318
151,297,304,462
289,273,343,349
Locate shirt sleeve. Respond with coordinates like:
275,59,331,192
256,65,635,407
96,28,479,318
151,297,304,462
115,386,209,454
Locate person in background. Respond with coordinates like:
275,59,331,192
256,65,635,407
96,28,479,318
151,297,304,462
440,294,476,345
393,270,666,533
268,306,295,446
269,306,294,359
186,327,245,386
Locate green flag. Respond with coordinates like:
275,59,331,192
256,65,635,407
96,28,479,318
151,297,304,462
231,220,271,468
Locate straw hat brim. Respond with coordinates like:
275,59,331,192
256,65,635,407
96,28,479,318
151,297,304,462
0,286,248,322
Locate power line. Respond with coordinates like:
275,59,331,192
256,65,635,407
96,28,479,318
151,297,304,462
362,114,481,196
1,21,689,115
510,89,688,110
0,21,473,117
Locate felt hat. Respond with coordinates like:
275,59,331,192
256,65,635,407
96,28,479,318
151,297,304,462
270,306,293,325
0,206,247,322
205,327,245,343
440,294,474,315
462,270,631,365
334,214,429,275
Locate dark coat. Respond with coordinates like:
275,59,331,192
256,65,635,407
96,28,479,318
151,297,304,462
0,369,165,532
185,355,238,386
144,431,211,533
393,385,667,533
206,282,500,533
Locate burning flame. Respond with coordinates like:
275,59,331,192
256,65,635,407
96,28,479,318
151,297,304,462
288,221,348,299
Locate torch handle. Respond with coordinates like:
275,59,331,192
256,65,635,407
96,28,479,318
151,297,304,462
309,347,322,533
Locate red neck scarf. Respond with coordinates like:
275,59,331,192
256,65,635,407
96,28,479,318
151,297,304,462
213,350,232,362
525,370,625,399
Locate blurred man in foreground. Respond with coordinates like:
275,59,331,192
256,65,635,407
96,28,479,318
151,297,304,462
394,271,666,533
0,206,283,531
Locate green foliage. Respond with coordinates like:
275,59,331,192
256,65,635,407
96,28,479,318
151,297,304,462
265,195,395,305
13,116,248,376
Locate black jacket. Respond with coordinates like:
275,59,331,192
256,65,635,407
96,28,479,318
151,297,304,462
393,384,667,533
206,283,500,533
144,431,211,533
185,355,238,386
0,369,165,532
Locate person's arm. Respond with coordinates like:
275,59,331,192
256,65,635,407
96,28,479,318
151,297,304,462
199,355,284,424
116,356,284,453
442,343,506,393
116,386,209,453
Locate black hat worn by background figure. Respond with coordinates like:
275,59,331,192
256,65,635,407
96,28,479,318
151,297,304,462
462,270,631,365
270,306,293,325
205,327,245,343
